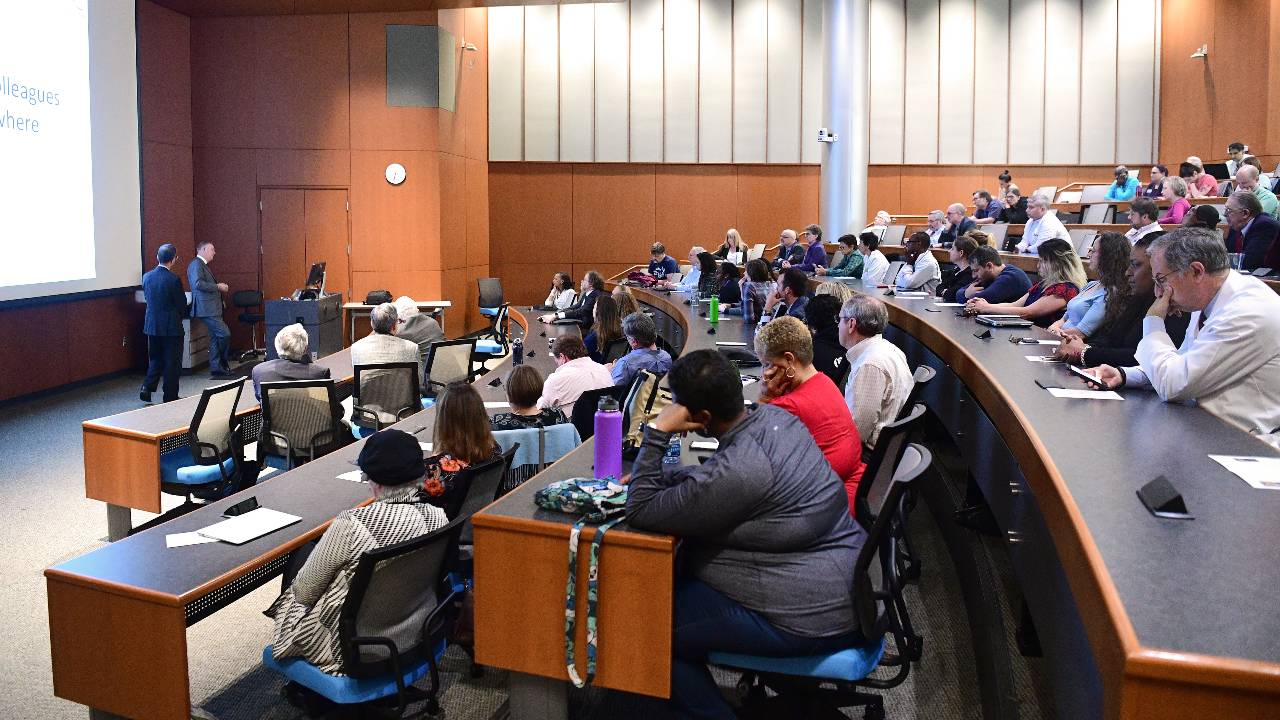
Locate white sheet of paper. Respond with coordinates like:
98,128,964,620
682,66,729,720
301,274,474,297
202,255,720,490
933,302,964,307
337,470,365,482
1025,355,1063,363
196,508,302,545
715,341,748,347
483,401,509,409
1046,388,1124,400
740,377,757,386
419,442,433,452
166,531,219,548
894,292,929,298
1208,455,1280,490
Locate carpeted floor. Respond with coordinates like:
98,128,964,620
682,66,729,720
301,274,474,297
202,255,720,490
1,364,1052,719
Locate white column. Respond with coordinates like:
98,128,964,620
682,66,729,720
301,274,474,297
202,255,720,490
819,0,869,237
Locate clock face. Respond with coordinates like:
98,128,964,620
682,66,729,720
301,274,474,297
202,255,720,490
385,163,406,185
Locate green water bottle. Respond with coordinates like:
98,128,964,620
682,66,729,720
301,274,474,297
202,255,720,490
709,295,720,323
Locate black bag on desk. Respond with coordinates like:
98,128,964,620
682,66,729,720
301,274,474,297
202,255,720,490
364,290,393,305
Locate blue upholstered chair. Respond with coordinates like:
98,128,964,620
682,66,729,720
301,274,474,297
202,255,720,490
708,444,933,720
350,362,422,439
157,377,247,505
263,516,468,718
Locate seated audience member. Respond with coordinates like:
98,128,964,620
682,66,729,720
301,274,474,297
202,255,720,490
937,233,987,303
491,365,569,430
541,271,604,329
1225,141,1248,178
924,210,946,246
815,280,854,306
838,295,914,445
967,239,1085,327
610,312,673,387
1093,228,1280,437
764,268,811,321
1125,199,1162,244
648,243,680,280
859,232,891,285
895,231,942,293
625,350,866,720
790,224,828,272
1233,164,1280,220
393,295,445,356
421,382,502,513
716,262,743,305
1158,176,1192,225
772,228,806,270
958,246,1032,304
583,295,628,363
1056,232,1189,368
1105,165,1140,201
1015,194,1070,255
713,228,746,260
756,316,865,510
734,259,775,322
540,271,577,311
1050,233,1131,338
999,185,1029,224
860,210,892,239
816,233,864,278
1142,165,1167,198
351,303,418,367
799,295,851,387
251,323,331,400
613,288,641,320
664,246,706,290
1183,204,1221,230
1181,158,1220,198
266,428,449,673
1223,190,1280,272
997,169,1013,198
1241,155,1274,191
537,335,614,415
716,228,747,258
694,251,722,297
941,203,976,245
972,189,1004,225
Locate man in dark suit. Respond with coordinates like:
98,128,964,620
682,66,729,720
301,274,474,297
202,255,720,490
540,270,604,331
1223,190,1280,271
141,244,188,403
771,229,806,270
941,203,976,246
188,241,232,377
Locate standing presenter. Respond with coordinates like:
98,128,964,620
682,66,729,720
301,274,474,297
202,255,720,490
188,241,233,377
140,244,187,403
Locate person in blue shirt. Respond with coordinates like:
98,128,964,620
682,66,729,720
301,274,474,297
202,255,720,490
610,312,673,387
790,224,829,272
648,242,680,280
1105,165,1140,201
957,246,1032,304
664,246,705,291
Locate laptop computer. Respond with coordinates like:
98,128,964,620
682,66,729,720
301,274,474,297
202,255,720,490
1203,162,1230,181
878,260,906,287
974,315,1033,328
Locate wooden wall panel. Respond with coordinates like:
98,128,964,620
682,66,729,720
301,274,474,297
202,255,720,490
866,166,904,221
349,150,440,273
488,164,574,266
572,165,658,264
259,188,306,302
0,304,71,400
490,262,566,308
349,11,441,152
440,154,469,270
734,166,820,246
64,295,145,384
1158,0,1215,162
142,141,196,265
351,270,441,305
194,147,259,275
255,149,350,187
191,17,256,149
462,8,490,163
1207,1,1269,155
655,166,739,251
137,1,192,147
466,157,491,268
437,9,467,158
252,15,351,150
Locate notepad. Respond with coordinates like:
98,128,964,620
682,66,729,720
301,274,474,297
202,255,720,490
1025,355,1063,363
165,531,219,548
893,291,929,298
483,401,509,409
1046,388,1123,400
196,508,302,545
419,442,432,452
933,302,964,307
715,341,748,347
337,470,364,483
1208,455,1280,490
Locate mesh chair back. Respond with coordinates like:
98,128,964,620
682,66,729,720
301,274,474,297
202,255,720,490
260,380,342,459
189,378,245,462
452,454,508,521
857,403,926,526
354,363,420,427
478,278,505,308
601,338,630,363
898,366,936,419
425,340,476,392
1033,186,1058,201
232,290,263,309
340,517,466,674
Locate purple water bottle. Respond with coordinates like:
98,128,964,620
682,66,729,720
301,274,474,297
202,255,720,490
593,396,623,481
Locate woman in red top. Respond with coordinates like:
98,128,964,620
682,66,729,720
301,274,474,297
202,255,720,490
754,316,865,516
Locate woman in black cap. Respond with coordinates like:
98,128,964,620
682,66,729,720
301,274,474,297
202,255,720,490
266,428,448,675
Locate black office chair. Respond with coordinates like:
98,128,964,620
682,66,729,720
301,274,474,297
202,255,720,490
259,379,348,471
897,366,936,421
711,445,932,720
570,384,631,441
263,516,468,717
477,278,509,348
158,378,248,507
233,290,266,361
351,363,422,438
423,339,477,399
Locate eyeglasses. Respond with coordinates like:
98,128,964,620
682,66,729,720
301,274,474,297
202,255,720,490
1223,206,1244,216
1153,268,1185,287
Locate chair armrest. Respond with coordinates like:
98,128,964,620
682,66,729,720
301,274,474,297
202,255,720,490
351,404,383,430
267,430,295,469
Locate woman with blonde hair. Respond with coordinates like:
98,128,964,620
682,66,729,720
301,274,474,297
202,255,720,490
754,316,864,515
1158,176,1192,225
814,280,853,305
966,238,1084,327
714,228,746,260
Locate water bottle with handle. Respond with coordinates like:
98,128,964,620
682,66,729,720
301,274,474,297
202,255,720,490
593,396,623,480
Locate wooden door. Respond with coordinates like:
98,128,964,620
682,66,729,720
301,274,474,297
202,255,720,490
303,189,350,302
259,189,305,302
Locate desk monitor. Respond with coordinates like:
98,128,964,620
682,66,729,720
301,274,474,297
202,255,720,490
1203,162,1230,181
305,262,326,290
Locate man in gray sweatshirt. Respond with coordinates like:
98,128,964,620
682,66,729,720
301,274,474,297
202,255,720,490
626,349,866,719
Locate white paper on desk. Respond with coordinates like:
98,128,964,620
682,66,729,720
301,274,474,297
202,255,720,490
740,377,757,386
197,508,302,545
716,341,748,347
894,292,929,298
1025,355,1064,363
483,401,509,409
1046,388,1124,400
166,531,219,548
419,442,433,452
1208,455,1280,490
933,302,964,307
337,470,365,483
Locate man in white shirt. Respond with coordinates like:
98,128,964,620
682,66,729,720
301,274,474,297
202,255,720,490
858,232,891,286
837,295,914,445
860,210,892,240
1124,199,1162,245
925,210,946,247
537,334,615,416
894,232,941,293
1014,194,1070,255
1093,228,1280,439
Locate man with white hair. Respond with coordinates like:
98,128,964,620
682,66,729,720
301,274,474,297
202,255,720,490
250,323,332,400
860,210,892,240
1233,164,1279,220
1014,194,1070,255
666,246,707,291
924,210,946,246
392,295,444,356
351,303,419,369
941,203,976,246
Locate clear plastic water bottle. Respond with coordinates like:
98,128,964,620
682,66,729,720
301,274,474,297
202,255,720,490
593,396,623,480
662,434,682,465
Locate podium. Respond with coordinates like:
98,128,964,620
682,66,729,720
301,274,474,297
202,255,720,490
264,294,342,360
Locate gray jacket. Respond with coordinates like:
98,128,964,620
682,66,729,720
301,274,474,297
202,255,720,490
350,332,420,368
187,257,222,318
626,404,864,638
397,314,445,355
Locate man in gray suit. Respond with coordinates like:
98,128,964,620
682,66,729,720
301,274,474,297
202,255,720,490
350,303,420,367
188,241,232,377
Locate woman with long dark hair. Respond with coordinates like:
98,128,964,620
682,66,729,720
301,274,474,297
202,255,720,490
1050,233,1132,339
584,295,628,363
423,382,501,515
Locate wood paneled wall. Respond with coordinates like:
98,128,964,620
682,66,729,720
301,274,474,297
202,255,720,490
190,8,490,336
